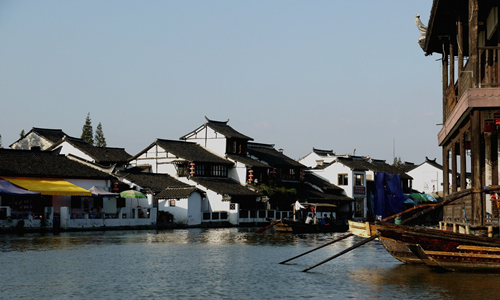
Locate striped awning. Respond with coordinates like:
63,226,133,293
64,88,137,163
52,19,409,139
2,177,91,196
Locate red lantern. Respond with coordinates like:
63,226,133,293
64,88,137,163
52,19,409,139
189,162,195,176
248,169,254,183
112,181,119,192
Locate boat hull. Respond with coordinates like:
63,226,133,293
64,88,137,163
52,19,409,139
348,221,425,265
375,222,500,272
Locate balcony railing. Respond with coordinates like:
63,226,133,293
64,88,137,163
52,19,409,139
479,46,500,88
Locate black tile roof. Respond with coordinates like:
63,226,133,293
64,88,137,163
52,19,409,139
115,171,191,193
155,187,203,199
0,149,112,179
398,162,418,173
132,139,233,165
49,136,131,164
336,157,370,171
32,128,67,143
248,143,304,168
9,127,67,147
304,173,343,192
189,177,260,197
312,148,335,156
226,154,270,168
280,181,353,203
180,117,253,141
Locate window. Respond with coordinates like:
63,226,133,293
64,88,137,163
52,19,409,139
354,174,364,186
210,165,227,177
338,174,348,185
169,200,176,207
195,164,205,176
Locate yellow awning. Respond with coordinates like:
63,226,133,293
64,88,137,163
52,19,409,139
2,177,91,196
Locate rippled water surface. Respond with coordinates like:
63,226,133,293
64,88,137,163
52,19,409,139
1,228,500,299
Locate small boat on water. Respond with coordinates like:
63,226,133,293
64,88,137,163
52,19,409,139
273,203,347,233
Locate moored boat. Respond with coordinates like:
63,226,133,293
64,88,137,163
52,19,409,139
375,222,500,272
273,203,345,233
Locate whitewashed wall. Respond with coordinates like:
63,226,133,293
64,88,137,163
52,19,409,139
407,163,446,194
10,132,53,150
55,142,93,162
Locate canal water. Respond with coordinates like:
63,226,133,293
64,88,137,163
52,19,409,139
1,228,500,300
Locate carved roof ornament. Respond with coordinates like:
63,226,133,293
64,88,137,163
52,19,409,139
415,14,427,50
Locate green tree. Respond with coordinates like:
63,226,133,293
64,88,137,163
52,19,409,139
0,134,2,148
19,129,26,139
392,156,402,167
94,122,107,147
81,113,94,145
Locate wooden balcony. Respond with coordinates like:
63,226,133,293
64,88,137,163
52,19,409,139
438,46,500,145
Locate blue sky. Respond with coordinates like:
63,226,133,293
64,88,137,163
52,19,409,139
0,1,442,164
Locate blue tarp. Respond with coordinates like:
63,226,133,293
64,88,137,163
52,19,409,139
0,180,41,195
374,173,405,219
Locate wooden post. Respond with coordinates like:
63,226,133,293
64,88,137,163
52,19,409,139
450,42,455,86
452,142,458,193
443,146,450,197
460,132,467,190
469,0,479,87
471,110,484,226
458,17,464,74
442,50,449,121
485,133,493,216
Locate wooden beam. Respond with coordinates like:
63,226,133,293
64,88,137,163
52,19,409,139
443,146,450,197
469,0,479,87
471,109,483,225
452,142,458,192
460,132,467,190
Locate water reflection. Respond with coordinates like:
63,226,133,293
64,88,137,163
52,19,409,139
2,228,500,299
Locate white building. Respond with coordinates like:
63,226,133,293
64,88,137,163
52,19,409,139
309,156,368,220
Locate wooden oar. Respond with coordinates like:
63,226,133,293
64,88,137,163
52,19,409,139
255,220,280,233
279,233,353,264
301,234,379,272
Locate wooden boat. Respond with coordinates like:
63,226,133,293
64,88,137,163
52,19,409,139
375,222,500,272
348,220,375,238
273,203,346,233
348,220,425,265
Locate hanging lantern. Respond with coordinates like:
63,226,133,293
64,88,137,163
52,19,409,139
248,169,254,183
189,162,196,176
112,181,119,192
300,169,305,181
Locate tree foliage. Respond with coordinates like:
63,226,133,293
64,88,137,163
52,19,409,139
94,122,107,147
81,113,94,145
258,182,297,210
392,156,402,167
19,129,26,139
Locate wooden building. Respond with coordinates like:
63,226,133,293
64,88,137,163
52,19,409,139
423,1,499,226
